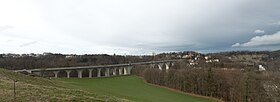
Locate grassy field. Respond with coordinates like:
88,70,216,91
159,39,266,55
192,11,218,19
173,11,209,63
0,68,128,102
59,76,216,102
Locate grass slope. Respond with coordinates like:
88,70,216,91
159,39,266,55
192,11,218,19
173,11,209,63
0,68,129,102
59,76,215,102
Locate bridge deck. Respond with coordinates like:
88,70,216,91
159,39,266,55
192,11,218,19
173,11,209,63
15,60,178,72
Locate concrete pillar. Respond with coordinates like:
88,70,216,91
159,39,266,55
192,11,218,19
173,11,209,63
124,66,133,75
53,71,59,78
65,70,72,78
119,68,123,75
124,67,127,75
113,68,116,76
105,68,110,77
171,62,175,66
158,63,164,70
88,69,93,78
150,64,155,68
165,63,170,71
126,66,132,75
97,68,101,77
77,70,83,78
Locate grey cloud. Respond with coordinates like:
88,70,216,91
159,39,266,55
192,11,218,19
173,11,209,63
39,0,280,49
254,30,265,34
232,31,280,47
135,42,196,51
19,41,38,47
232,43,241,47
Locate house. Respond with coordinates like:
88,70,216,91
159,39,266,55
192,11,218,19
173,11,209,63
258,65,266,71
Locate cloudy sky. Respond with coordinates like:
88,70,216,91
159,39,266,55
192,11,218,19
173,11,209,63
0,0,280,55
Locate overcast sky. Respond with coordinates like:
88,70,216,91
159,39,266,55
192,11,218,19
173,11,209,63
0,0,280,55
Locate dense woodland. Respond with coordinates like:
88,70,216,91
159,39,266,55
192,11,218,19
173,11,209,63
133,61,280,102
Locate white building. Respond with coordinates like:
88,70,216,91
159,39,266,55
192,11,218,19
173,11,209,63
258,65,266,71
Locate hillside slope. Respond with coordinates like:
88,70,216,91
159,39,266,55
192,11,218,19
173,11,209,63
0,68,129,102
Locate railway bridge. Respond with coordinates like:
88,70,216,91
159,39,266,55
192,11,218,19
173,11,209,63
15,60,178,78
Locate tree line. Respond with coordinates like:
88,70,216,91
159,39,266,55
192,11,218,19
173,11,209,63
0,54,154,70
133,61,280,102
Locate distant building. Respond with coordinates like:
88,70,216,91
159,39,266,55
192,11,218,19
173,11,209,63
194,57,198,60
205,58,219,63
43,52,52,56
65,54,77,58
258,65,266,71
204,56,209,60
177,55,182,58
222,68,228,70
213,59,219,62
206,60,212,63
182,55,189,59
190,62,195,65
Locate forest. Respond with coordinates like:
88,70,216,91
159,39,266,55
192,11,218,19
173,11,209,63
133,61,280,102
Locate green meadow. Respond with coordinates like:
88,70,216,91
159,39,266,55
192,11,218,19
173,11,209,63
59,76,216,102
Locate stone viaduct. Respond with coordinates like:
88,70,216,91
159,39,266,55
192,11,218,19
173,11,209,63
15,60,178,78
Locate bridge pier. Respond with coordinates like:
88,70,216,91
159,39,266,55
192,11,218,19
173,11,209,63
113,68,116,76
158,63,164,70
119,68,123,75
97,68,101,77
77,70,83,78
171,62,175,66
53,71,59,78
65,70,72,78
124,66,132,75
165,63,170,71
127,66,132,74
150,64,155,68
88,69,93,78
105,68,110,77
124,67,127,75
